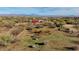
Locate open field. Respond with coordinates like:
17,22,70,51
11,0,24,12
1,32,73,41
0,16,79,51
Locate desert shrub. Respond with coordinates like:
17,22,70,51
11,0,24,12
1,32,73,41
26,26,32,32
57,19,66,25
31,35,37,40
48,23,56,28
0,19,2,22
9,27,23,36
1,20,15,28
57,27,64,31
77,34,79,37
73,25,79,30
42,22,50,26
63,28,70,33
57,26,68,32
18,35,35,48
54,22,61,27
65,19,75,24
32,29,42,34
71,40,79,45
0,22,4,27
28,45,35,48
53,19,65,27
35,42,45,45
0,33,14,46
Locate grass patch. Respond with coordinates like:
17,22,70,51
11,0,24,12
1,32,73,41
0,33,14,46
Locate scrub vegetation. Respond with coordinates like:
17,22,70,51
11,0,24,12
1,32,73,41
0,16,79,51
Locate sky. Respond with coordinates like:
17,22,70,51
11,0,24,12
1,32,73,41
0,7,79,16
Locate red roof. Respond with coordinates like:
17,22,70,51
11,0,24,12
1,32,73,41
32,19,39,24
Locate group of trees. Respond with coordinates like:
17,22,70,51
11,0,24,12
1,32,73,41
0,16,79,23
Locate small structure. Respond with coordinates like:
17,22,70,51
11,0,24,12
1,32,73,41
32,19,39,25
32,18,44,25
39,20,44,23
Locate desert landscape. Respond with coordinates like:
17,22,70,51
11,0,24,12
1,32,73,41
0,16,79,51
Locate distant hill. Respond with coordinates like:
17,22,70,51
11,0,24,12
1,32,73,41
0,14,79,18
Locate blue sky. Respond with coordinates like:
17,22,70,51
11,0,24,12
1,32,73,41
0,7,79,16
